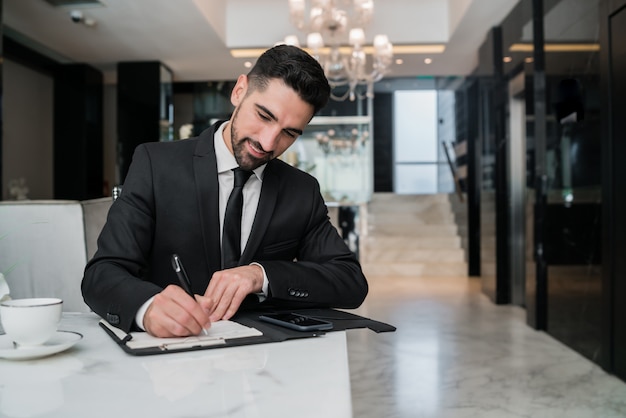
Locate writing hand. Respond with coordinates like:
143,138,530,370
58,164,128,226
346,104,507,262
143,284,213,337
204,264,264,322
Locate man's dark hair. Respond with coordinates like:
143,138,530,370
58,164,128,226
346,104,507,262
247,44,331,114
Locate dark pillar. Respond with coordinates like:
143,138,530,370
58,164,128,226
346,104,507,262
526,0,547,330
117,61,173,183
54,64,104,200
463,79,481,277
373,92,393,192
492,27,510,304
601,0,626,381
0,0,4,197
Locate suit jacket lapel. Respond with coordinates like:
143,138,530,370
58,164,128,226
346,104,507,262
193,123,223,273
241,162,278,263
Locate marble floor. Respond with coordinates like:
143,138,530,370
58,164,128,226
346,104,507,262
344,194,626,418
346,275,626,417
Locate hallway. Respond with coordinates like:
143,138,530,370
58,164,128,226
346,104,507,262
345,194,626,417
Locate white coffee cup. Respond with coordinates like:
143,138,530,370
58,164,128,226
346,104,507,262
0,298,63,347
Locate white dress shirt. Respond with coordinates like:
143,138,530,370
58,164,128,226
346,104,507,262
214,122,265,251
135,122,269,329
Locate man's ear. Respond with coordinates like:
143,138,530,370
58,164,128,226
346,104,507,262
231,74,248,107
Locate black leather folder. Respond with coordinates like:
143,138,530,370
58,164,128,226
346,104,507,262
100,308,396,356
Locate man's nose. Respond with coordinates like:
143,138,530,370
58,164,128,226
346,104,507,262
257,125,282,151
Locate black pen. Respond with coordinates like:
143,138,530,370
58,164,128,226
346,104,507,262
170,253,209,336
171,253,193,295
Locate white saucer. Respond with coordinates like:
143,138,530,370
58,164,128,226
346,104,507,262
0,331,83,360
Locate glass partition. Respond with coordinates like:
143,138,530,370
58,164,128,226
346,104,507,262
508,0,604,359
541,0,603,362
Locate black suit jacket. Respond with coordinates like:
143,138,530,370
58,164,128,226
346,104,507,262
81,123,368,331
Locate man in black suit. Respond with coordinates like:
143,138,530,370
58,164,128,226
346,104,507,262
82,45,368,337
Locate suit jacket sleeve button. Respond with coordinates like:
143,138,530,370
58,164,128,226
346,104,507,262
289,289,296,296
106,313,120,325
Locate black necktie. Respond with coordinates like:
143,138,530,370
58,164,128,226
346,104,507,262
222,168,253,269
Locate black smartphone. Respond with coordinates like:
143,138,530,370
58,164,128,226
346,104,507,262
259,313,333,332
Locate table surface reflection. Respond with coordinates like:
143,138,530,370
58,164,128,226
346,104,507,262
0,313,352,418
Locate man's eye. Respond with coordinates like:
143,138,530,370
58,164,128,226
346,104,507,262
258,113,270,121
284,131,297,139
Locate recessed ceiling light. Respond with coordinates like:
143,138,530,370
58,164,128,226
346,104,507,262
43,0,104,7
230,44,446,58
509,43,600,52
424,58,432,64
395,59,404,65
393,44,445,54
244,61,252,68
525,57,534,63
503,56,513,63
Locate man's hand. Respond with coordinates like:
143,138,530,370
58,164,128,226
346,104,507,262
144,284,212,337
204,264,264,322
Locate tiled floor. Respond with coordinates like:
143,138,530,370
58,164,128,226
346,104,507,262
346,275,626,418
345,194,626,418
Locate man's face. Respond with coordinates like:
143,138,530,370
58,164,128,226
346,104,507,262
226,75,314,171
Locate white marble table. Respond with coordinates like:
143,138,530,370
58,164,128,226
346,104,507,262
0,313,352,418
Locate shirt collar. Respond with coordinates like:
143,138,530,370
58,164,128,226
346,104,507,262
214,122,266,181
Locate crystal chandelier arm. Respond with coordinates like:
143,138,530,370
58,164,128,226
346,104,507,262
307,32,324,50
284,35,301,47
353,0,374,26
349,28,365,47
288,0,306,30
285,0,392,101
329,89,353,101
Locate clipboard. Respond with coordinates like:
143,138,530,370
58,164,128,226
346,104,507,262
100,320,276,356
100,308,395,356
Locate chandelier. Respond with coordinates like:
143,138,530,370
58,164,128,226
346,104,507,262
285,0,393,101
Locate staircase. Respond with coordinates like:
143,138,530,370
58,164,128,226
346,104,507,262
359,193,468,277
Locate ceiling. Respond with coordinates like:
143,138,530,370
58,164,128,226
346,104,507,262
4,0,520,83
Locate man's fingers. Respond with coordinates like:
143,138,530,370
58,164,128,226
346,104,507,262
221,290,248,321
145,302,192,337
194,295,214,329
145,285,211,337
209,282,238,322
204,266,264,321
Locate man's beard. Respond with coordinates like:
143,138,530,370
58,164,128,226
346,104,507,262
230,106,273,171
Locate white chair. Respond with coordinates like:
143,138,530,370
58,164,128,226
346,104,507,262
81,197,112,261
0,200,101,312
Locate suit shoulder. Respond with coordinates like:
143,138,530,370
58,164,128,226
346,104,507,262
140,138,199,152
135,138,201,162
268,159,318,185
